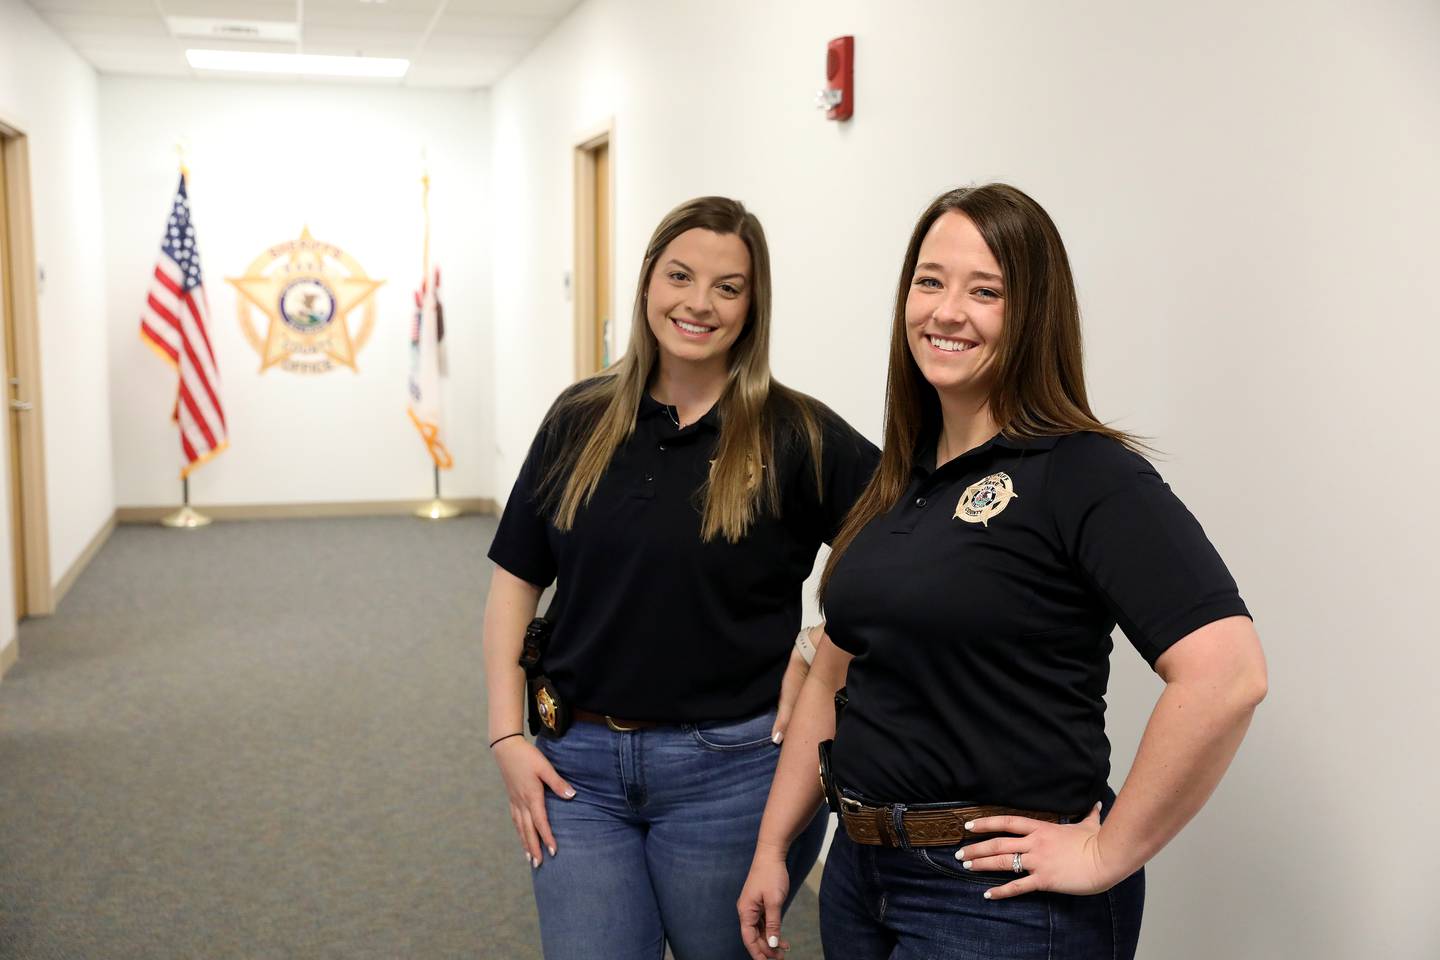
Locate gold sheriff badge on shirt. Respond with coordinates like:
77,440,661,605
955,472,1019,526
227,227,384,374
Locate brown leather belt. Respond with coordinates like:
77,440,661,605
572,709,667,732
838,797,1074,848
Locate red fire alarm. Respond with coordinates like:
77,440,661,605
818,35,854,121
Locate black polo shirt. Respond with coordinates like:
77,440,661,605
488,390,879,721
826,430,1250,813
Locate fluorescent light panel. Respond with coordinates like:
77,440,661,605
185,49,409,79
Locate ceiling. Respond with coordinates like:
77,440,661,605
24,0,584,88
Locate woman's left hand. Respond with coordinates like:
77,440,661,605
956,802,1127,900
771,644,810,745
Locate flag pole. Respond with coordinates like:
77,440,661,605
415,153,459,520
160,143,213,529
161,475,213,528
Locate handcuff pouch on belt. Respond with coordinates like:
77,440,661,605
519,617,572,739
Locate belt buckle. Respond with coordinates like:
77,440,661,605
605,715,640,733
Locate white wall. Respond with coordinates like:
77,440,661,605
101,77,493,507
0,0,114,634
490,1,1440,956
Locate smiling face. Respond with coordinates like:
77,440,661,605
905,210,1006,402
644,228,752,370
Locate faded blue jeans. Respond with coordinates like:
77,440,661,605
820,820,1145,959
532,708,827,960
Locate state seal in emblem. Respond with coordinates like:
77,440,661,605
535,685,560,733
955,472,1019,526
227,227,384,374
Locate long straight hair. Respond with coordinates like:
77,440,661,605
541,196,823,542
820,183,1141,601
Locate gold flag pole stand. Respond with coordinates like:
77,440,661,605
416,464,460,520
412,154,457,521
161,476,212,528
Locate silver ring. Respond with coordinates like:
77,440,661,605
1012,852,1024,874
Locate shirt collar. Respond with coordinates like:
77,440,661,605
913,429,1059,477
639,392,722,432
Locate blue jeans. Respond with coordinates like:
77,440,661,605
532,708,827,960
819,829,1145,959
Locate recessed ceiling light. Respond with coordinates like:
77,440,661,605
185,49,409,79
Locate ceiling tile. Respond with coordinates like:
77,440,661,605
303,0,441,11
25,0,579,88
158,1,299,19
38,11,171,36
429,12,551,38
301,25,423,50
65,34,185,54
78,49,191,75
27,0,157,13
420,32,534,56
443,0,580,17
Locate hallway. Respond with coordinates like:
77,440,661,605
0,517,822,958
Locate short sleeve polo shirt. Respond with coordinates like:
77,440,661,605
488,390,880,721
825,430,1250,812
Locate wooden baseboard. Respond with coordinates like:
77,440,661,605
0,636,16,682
52,513,116,610
115,498,498,525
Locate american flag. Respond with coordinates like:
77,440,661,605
139,173,227,477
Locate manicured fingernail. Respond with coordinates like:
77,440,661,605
548,846,556,856
962,861,973,870
983,890,992,899
564,789,576,798
772,731,783,745
768,935,780,948
964,821,975,830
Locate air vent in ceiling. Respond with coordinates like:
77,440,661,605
166,17,300,44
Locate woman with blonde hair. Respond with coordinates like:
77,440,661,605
484,196,879,959
738,184,1266,959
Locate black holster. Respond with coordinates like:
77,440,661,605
817,739,842,813
817,687,850,813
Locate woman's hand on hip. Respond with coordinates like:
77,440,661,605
738,849,791,960
957,803,1128,900
491,737,575,869
772,645,810,745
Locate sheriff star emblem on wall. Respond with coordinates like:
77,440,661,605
227,227,384,374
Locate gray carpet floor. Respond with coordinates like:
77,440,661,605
0,516,822,959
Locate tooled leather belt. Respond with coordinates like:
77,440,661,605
838,797,1075,847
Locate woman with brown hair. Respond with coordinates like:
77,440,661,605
484,196,878,959
737,184,1266,959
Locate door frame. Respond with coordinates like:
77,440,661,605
572,122,614,380
0,116,54,618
